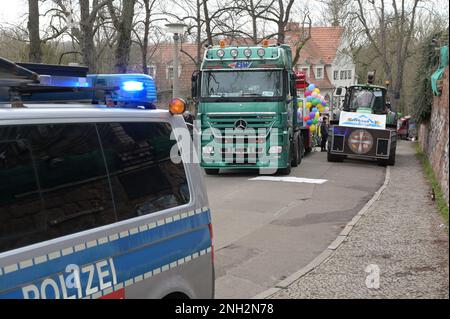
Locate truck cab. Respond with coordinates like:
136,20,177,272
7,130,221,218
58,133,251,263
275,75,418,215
191,41,303,175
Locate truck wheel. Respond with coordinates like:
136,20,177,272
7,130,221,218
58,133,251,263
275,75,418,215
204,168,220,175
378,148,396,166
291,135,300,167
327,151,344,162
278,145,292,175
277,165,291,175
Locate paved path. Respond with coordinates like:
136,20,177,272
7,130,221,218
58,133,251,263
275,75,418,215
205,147,385,298
271,141,449,299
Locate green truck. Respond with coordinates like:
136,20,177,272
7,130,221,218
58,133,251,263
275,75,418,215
328,72,397,166
191,43,308,175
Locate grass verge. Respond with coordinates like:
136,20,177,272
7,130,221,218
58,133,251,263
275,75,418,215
414,142,449,225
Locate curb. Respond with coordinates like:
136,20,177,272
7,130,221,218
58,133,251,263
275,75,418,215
252,166,391,299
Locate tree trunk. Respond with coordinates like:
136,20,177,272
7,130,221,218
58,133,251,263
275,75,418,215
27,0,42,63
79,0,96,72
114,0,136,73
141,0,151,74
203,0,213,45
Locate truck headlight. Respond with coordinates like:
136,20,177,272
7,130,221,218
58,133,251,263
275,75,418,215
203,146,214,155
268,146,282,154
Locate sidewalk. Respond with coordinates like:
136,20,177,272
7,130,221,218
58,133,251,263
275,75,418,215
270,141,449,299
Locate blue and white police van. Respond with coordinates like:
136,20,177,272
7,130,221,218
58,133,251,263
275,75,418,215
0,57,214,299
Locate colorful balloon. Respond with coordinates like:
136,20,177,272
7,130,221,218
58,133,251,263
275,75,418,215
303,115,310,121
309,112,315,119
315,112,320,118
306,96,313,102
310,124,316,132
307,119,313,125
313,88,320,94
306,102,312,108
304,90,312,97
322,100,327,106
307,84,315,91
313,118,318,124
312,107,318,113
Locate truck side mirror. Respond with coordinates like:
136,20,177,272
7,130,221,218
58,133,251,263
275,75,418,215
290,74,297,98
191,71,200,100
335,87,342,95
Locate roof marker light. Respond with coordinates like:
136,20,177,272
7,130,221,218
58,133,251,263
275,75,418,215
219,39,225,48
263,39,269,47
169,97,186,115
123,81,144,92
257,48,265,57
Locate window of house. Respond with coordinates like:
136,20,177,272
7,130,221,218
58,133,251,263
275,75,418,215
340,70,346,80
315,67,324,79
147,65,156,78
333,70,339,80
347,70,352,80
296,65,310,77
166,64,182,80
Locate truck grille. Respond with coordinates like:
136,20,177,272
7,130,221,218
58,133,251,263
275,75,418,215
205,113,276,163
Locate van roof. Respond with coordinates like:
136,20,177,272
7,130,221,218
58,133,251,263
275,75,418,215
0,104,172,122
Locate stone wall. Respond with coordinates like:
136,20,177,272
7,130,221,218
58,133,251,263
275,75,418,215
419,67,449,204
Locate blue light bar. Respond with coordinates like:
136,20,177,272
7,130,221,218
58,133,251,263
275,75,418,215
88,74,157,107
122,81,144,92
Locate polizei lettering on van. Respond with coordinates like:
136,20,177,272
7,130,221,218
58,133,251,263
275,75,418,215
21,258,117,299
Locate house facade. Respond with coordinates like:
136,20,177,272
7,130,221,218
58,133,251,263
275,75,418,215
285,24,357,110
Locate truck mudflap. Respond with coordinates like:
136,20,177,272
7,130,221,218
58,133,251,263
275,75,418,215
329,125,397,159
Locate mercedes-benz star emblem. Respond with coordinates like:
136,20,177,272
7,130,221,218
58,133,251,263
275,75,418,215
234,119,248,130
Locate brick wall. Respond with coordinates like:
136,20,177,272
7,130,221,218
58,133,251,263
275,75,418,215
419,67,449,204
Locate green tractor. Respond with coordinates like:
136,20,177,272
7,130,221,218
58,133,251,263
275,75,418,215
328,72,397,166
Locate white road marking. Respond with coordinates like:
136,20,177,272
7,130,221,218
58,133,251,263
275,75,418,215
249,176,328,184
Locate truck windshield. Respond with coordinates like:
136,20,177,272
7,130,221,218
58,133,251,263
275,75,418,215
347,87,385,114
201,70,283,100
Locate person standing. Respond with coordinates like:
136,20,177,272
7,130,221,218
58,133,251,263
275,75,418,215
320,116,329,152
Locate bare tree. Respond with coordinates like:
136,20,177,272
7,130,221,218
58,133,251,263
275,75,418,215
108,0,136,73
318,0,351,27
54,0,111,71
261,0,295,44
28,0,42,62
355,0,420,110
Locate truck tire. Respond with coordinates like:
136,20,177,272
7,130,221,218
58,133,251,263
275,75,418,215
277,164,291,175
204,168,220,175
278,144,292,175
291,134,300,167
378,148,396,166
327,151,345,162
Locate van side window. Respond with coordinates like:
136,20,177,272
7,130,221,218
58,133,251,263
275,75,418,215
97,122,190,220
0,124,115,253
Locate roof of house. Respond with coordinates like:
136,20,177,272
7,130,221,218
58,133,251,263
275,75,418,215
285,25,344,65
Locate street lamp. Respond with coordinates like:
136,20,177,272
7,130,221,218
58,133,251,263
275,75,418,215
166,23,186,99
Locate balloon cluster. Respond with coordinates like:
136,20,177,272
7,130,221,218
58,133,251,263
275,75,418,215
299,83,330,132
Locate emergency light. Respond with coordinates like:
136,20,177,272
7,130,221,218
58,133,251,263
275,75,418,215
89,73,157,108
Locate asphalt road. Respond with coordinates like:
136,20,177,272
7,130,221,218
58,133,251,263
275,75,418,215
204,149,386,298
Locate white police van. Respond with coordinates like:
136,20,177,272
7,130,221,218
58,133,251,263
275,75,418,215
0,57,214,299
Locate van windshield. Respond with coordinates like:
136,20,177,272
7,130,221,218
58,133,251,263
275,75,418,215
201,70,283,101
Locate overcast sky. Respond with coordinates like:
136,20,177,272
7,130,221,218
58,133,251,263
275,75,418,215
1,0,448,31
